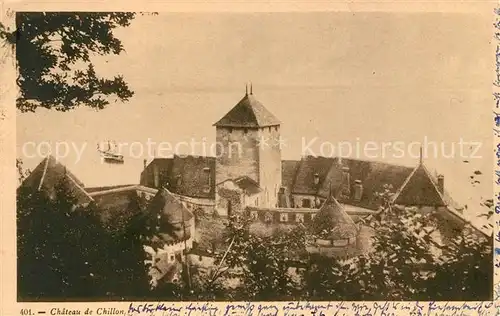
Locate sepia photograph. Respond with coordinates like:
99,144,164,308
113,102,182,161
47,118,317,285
8,10,494,303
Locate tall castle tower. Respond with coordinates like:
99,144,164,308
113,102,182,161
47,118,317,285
213,85,282,208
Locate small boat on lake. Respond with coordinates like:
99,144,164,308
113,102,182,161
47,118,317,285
97,141,124,164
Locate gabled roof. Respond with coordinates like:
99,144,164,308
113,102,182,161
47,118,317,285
392,163,447,207
312,194,358,240
20,155,93,205
213,93,280,128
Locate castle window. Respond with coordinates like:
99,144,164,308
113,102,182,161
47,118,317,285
279,213,288,222
268,127,271,132
229,127,233,133
170,255,175,262
199,255,203,261
302,199,311,208
296,213,304,223
244,128,248,134
274,126,278,132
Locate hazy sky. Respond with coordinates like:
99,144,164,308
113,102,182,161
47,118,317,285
17,12,494,213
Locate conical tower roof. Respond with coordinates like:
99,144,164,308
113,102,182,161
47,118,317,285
148,188,193,224
214,90,280,128
147,188,194,243
312,194,358,240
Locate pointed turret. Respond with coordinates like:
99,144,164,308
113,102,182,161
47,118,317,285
147,188,194,243
213,87,280,128
312,187,358,240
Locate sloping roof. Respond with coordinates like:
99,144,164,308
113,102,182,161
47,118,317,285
291,156,336,195
20,155,93,205
318,158,414,210
312,195,358,240
213,93,280,128
393,163,447,207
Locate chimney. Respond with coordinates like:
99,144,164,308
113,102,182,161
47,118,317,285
313,173,320,185
437,174,444,194
341,166,351,198
353,180,363,201
153,164,159,188
277,186,290,208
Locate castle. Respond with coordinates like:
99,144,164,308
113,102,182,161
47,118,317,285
21,87,491,287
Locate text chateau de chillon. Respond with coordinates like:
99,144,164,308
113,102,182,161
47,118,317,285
24,87,488,286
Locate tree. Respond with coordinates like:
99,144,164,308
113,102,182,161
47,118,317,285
214,215,307,300
16,158,30,184
426,230,492,300
17,178,154,301
17,181,111,300
102,193,155,300
1,12,138,112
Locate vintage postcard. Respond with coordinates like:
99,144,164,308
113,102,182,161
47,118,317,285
1,1,499,315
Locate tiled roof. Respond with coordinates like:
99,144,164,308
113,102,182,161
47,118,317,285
393,163,446,207
291,156,336,195
20,155,93,205
319,158,414,210
213,93,280,128
312,195,358,240
283,156,413,210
